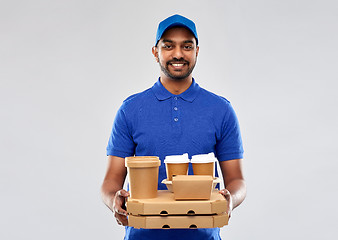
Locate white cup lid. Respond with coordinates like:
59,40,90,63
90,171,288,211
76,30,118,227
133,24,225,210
164,153,190,163
191,152,217,163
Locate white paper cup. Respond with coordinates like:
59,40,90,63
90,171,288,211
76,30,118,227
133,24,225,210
191,152,217,177
164,153,190,181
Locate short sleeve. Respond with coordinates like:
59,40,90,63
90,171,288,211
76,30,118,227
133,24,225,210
215,103,244,161
106,104,135,158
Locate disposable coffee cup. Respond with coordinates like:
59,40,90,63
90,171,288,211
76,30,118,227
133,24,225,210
164,153,190,181
125,156,161,199
191,152,217,177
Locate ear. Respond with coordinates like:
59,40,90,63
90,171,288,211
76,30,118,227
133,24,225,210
196,46,199,57
152,46,159,62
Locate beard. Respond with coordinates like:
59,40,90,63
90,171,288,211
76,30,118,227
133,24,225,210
159,58,197,81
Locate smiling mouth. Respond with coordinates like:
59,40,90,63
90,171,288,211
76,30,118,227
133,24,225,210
171,63,185,67
168,61,188,68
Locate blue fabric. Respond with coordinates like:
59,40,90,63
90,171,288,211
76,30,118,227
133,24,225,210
106,78,244,240
124,227,221,240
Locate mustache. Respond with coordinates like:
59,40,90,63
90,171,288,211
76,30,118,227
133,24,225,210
167,58,189,65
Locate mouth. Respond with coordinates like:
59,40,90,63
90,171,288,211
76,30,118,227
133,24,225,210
171,63,185,67
168,61,188,70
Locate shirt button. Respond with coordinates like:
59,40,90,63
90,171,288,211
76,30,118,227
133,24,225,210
174,97,178,100
174,118,178,122
174,107,178,111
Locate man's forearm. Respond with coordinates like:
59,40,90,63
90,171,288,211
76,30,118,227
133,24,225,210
101,179,123,210
226,179,246,209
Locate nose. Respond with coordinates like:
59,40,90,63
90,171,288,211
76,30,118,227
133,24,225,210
172,47,184,60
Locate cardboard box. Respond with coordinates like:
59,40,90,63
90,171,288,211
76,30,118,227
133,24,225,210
128,213,228,229
161,177,221,192
172,175,214,200
127,190,227,216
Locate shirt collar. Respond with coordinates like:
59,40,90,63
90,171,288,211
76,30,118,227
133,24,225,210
152,78,200,102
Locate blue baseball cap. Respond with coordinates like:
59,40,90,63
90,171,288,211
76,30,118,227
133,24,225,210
155,14,198,46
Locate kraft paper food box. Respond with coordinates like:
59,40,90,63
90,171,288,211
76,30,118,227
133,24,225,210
127,190,227,216
172,175,214,200
128,213,228,229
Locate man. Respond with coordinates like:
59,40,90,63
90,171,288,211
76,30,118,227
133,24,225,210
101,14,246,240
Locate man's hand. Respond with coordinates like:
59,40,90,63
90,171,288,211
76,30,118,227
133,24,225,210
219,159,246,220
112,189,130,226
101,156,129,226
219,189,233,218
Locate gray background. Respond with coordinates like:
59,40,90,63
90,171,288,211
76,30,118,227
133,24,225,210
1,0,337,239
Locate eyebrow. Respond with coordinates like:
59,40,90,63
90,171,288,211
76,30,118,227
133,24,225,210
161,39,195,44
183,40,194,44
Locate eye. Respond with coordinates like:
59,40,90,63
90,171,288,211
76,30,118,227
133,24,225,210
163,44,172,49
183,45,193,50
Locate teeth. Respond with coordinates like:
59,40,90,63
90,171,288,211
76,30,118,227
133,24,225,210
172,63,184,67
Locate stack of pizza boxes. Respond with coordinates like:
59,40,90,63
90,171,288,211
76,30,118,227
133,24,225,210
125,154,229,229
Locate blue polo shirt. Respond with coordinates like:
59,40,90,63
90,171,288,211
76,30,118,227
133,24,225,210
106,78,244,240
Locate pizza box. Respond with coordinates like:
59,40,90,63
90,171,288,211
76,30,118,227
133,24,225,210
127,190,227,216
128,213,228,229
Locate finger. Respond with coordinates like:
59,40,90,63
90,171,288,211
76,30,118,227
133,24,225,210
226,205,232,219
114,205,128,216
219,189,232,216
116,189,130,198
113,197,128,216
114,197,128,216
120,216,128,226
115,212,128,226
113,190,129,216
116,191,129,212
219,189,230,198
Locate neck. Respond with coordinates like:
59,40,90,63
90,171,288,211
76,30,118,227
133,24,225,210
160,75,193,95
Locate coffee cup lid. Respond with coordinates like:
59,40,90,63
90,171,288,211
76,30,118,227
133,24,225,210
191,152,217,163
125,160,161,168
125,156,159,161
164,153,190,163
125,156,161,168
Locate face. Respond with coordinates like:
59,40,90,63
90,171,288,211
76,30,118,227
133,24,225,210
152,27,199,81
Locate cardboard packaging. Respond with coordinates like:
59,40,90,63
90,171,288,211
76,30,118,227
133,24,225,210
125,156,161,199
164,153,190,181
161,177,221,192
125,154,228,229
128,213,228,229
172,175,214,200
127,190,227,216
191,152,217,177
